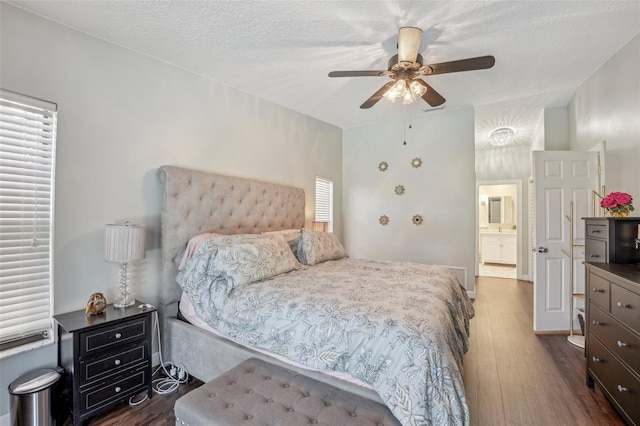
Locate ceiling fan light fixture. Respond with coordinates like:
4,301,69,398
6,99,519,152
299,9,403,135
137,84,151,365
383,79,426,105
383,79,408,103
409,80,427,97
489,127,516,146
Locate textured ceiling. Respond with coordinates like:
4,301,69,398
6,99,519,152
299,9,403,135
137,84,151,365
9,1,640,149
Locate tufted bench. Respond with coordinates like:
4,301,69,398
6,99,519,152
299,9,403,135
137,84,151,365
174,358,401,426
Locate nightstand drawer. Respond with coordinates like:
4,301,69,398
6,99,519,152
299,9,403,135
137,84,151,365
80,317,147,357
585,238,607,262
81,369,147,415
80,344,147,383
590,273,610,311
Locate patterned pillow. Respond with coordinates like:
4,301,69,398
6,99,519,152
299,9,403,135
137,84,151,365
297,229,346,265
261,229,302,254
214,234,301,291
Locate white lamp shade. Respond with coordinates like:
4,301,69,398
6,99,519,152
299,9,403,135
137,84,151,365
104,224,146,263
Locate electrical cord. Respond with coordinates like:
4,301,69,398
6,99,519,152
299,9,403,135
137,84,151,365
128,311,189,406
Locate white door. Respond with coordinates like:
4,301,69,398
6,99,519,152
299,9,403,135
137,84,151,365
533,151,598,332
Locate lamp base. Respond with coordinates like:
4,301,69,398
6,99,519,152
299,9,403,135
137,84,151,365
114,262,135,308
113,298,135,308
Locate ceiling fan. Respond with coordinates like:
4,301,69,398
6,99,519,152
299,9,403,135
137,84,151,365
328,27,495,109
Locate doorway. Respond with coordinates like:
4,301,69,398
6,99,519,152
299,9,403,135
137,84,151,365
477,182,519,279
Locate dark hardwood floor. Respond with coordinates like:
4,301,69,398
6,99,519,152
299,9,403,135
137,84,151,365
80,275,623,425
464,276,624,426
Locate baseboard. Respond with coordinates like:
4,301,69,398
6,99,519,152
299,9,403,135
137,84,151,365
440,265,468,291
533,330,571,335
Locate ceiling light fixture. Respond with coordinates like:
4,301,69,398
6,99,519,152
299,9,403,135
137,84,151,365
489,127,516,146
383,79,427,105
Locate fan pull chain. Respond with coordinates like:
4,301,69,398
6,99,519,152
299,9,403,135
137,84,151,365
403,120,407,145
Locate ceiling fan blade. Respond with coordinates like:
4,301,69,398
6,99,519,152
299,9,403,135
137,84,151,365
414,79,446,107
421,55,495,75
360,81,396,109
397,27,423,64
328,70,387,77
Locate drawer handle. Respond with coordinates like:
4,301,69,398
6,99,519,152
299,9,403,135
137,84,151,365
115,333,122,339
592,320,602,326
114,359,121,366
115,386,121,393
589,254,599,258
617,385,629,393
616,302,628,309
617,341,628,348
591,229,601,233
592,288,604,293
592,356,601,363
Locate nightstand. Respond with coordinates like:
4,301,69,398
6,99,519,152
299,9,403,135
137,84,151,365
54,300,155,425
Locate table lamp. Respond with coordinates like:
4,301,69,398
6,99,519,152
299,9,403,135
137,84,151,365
104,222,146,307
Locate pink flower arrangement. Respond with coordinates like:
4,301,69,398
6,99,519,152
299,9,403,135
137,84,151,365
600,192,634,216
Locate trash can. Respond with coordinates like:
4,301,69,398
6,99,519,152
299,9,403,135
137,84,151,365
8,368,62,426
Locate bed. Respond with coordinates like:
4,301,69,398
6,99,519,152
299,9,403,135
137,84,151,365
157,165,474,426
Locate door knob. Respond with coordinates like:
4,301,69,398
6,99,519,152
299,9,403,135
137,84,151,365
537,247,548,253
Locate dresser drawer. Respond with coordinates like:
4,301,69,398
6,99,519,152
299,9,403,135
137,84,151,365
79,317,148,357
588,337,640,424
589,273,610,311
585,238,607,262
611,284,640,334
586,223,608,240
79,344,147,384
589,304,640,374
80,369,147,416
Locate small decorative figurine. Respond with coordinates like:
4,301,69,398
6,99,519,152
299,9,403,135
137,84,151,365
85,293,107,316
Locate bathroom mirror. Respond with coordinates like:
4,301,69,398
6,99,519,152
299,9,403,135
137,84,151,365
488,196,513,224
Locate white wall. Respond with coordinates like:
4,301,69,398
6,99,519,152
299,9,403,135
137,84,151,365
568,33,640,207
342,108,476,293
544,107,569,150
0,4,342,416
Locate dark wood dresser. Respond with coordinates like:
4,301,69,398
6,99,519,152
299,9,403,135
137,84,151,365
585,262,640,425
54,300,155,425
584,217,640,264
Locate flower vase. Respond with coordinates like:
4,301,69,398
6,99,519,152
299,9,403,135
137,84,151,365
609,210,630,218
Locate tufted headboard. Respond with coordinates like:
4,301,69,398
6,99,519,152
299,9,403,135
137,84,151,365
157,166,306,312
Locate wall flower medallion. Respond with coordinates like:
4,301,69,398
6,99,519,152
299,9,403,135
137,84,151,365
395,185,405,196
411,157,423,168
378,162,389,172
412,214,424,225
379,215,389,226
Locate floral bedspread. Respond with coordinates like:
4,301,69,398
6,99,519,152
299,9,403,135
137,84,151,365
177,257,474,426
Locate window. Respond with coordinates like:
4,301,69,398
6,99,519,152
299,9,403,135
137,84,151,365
314,176,333,233
0,90,57,354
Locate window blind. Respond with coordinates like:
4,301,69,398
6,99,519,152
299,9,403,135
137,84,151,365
314,176,333,233
0,90,57,350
